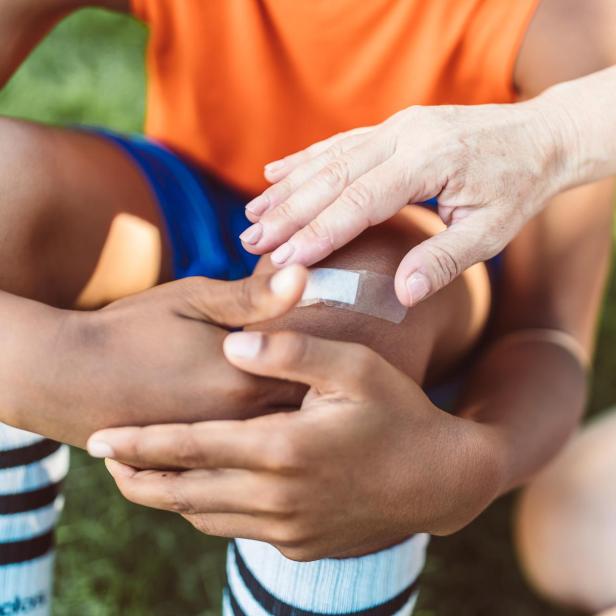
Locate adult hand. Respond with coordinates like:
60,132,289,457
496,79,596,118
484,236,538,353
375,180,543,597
4,266,307,447
90,329,504,561
239,97,573,306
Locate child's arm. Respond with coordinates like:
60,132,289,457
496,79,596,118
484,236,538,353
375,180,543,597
0,271,307,448
458,178,614,491
0,0,129,88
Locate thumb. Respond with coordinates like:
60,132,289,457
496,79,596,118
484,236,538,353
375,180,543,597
182,264,308,328
223,330,381,392
394,211,503,306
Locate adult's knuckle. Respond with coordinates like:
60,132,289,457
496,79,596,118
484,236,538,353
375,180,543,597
341,181,374,224
320,158,350,188
273,177,294,197
327,138,348,157
273,201,302,230
304,218,335,252
426,243,461,285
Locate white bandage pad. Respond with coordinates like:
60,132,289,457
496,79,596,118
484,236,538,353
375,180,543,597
298,268,408,324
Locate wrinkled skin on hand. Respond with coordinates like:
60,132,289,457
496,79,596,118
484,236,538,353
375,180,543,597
240,98,571,306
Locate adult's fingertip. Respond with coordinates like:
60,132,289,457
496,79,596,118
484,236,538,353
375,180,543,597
405,273,431,306
264,160,286,181
270,242,295,266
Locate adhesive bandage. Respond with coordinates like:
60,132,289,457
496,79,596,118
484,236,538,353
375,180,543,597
298,268,408,324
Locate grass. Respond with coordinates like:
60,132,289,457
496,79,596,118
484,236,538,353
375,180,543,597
1,8,614,615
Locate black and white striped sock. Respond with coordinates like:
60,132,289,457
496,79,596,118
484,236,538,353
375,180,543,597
0,424,68,616
225,534,428,616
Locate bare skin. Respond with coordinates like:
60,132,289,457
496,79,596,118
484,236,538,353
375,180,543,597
0,0,613,560
94,177,612,560
250,207,490,387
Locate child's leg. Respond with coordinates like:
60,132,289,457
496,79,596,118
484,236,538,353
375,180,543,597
0,117,168,614
227,208,492,615
0,117,170,307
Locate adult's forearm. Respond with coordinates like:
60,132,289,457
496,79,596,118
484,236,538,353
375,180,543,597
539,65,616,191
459,334,587,494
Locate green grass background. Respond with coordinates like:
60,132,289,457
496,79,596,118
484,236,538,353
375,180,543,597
1,8,614,616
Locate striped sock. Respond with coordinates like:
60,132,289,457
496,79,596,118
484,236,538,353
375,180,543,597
0,424,69,616
225,534,428,615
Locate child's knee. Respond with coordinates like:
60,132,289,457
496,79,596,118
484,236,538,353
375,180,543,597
251,208,491,384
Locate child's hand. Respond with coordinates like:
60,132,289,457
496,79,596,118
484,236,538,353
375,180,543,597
92,328,505,560
240,99,571,307
3,266,308,448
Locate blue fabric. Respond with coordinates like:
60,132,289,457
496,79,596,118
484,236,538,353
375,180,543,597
94,130,258,282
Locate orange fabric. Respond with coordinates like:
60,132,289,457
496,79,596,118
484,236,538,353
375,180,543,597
131,0,540,196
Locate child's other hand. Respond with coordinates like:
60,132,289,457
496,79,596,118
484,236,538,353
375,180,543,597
93,328,505,560
4,266,307,448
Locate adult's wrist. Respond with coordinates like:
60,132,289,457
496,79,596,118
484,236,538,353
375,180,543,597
524,91,581,199
534,66,616,190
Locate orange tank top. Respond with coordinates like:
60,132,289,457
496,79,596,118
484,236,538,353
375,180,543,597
131,0,539,196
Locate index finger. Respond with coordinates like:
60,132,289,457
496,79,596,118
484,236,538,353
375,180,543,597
268,157,413,267
87,416,299,472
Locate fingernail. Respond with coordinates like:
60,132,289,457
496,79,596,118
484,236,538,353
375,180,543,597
224,331,263,359
406,273,431,305
270,265,299,297
87,439,115,459
245,195,269,216
264,160,285,175
239,223,263,245
271,243,295,265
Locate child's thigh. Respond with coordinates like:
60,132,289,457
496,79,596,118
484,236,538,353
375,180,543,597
0,117,171,308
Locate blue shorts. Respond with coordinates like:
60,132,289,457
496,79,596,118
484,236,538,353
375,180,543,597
95,130,259,282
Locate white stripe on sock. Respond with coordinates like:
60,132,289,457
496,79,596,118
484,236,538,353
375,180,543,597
0,498,64,543
392,593,419,616
0,446,69,496
0,425,47,450
226,544,272,616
